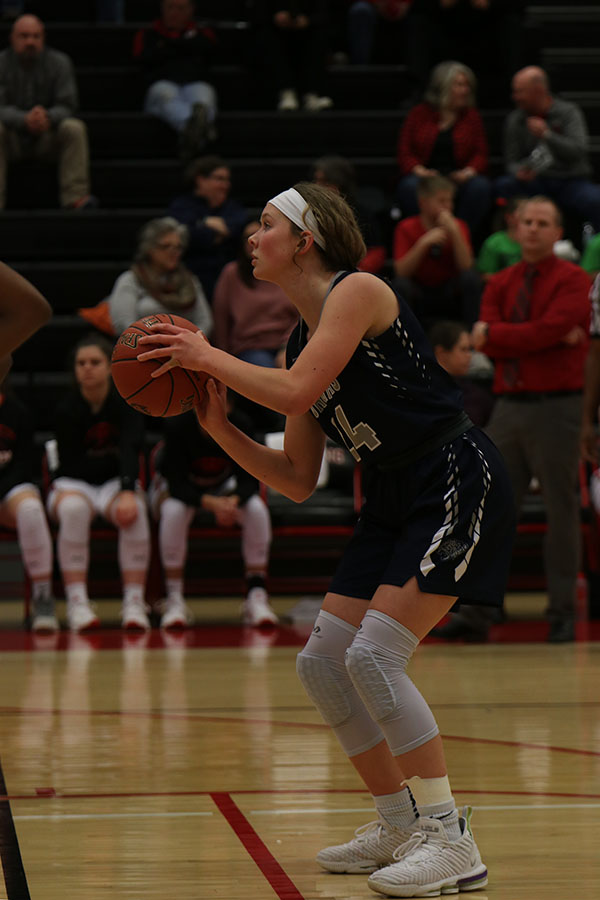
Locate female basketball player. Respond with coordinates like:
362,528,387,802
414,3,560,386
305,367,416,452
47,334,151,632
0,261,51,383
137,183,514,897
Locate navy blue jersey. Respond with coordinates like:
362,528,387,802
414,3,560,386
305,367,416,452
286,272,470,467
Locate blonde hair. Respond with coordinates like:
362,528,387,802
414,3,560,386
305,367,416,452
291,182,366,270
424,60,476,109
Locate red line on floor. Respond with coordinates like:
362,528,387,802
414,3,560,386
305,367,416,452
210,792,305,900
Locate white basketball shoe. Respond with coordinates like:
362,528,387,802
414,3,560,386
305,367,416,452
367,807,488,897
317,819,419,874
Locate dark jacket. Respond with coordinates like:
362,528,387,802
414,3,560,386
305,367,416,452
132,17,217,87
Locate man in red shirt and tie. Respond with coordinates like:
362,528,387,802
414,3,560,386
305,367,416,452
437,195,591,642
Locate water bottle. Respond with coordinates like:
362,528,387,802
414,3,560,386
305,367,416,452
45,439,59,472
582,221,595,249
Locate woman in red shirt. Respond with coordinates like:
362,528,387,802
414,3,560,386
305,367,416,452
397,60,492,239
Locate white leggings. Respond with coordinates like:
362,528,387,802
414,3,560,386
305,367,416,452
159,493,272,572
53,490,150,577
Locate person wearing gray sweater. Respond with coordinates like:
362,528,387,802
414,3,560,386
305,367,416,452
0,14,95,209
495,66,600,231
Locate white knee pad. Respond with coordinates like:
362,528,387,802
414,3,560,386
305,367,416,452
296,610,384,757
159,497,194,570
118,496,150,573
56,494,92,574
345,609,439,756
15,496,53,579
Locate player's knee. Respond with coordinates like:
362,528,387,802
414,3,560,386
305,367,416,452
345,641,400,723
55,493,92,533
121,496,150,541
296,650,353,728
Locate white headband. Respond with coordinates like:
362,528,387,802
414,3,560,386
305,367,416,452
268,187,326,250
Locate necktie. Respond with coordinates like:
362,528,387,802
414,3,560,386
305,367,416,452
503,264,537,389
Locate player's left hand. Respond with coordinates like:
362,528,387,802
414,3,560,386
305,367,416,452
137,323,212,376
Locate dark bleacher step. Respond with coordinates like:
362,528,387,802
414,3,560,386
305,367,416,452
11,316,91,376
9,370,74,431
89,156,399,208
0,19,249,67
541,48,600,91
9,261,126,310
25,1,249,24
0,210,163,260
76,64,410,112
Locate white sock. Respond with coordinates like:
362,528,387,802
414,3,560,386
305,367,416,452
374,788,419,831
165,578,184,600
405,775,461,841
123,584,144,607
32,579,52,601
65,582,89,605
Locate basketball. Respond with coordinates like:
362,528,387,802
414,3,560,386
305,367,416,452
111,313,208,417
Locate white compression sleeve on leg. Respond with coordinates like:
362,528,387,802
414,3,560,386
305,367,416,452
159,497,194,570
117,496,150,573
345,609,439,756
239,494,272,570
56,494,92,575
15,496,52,579
297,610,384,757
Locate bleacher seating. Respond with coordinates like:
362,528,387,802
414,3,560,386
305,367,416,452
2,0,600,607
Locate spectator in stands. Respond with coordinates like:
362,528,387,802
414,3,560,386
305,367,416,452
252,1,333,111
46,334,151,633
0,383,57,632
580,232,600,279
167,155,248,301
107,216,213,337
581,272,600,465
311,154,388,274
133,0,218,161
406,1,525,105
212,219,297,367
150,405,278,628
0,14,96,210
213,218,297,433
477,196,526,282
396,60,492,240
495,66,600,233
346,1,412,65
436,196,591,644
428,319,494,427
392,174,482,327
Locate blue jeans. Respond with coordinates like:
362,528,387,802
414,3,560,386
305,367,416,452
495,174,600,232
347,1,378,64
397,173,493,234
144,81,217,132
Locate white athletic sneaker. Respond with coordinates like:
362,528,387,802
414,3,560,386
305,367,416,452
160,595,192,630
367,807,488,897
317,819,419,874
31,592,59,633
242,587,278,627
66,596,100,632
303,92,333,112
121,598,150,630
278,88,299,111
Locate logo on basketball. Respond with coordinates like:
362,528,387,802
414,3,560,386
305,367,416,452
118,331,139,349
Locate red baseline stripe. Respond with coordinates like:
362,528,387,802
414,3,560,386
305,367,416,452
210,791,305,900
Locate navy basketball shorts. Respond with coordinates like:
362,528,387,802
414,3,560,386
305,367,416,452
328,428,516,608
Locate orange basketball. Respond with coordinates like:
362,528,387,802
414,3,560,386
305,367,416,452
111,313,208,417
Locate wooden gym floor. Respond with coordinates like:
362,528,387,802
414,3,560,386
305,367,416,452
0,593,598,900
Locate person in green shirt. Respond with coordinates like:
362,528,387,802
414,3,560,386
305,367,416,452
476,196,526,282
581,232,600,277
